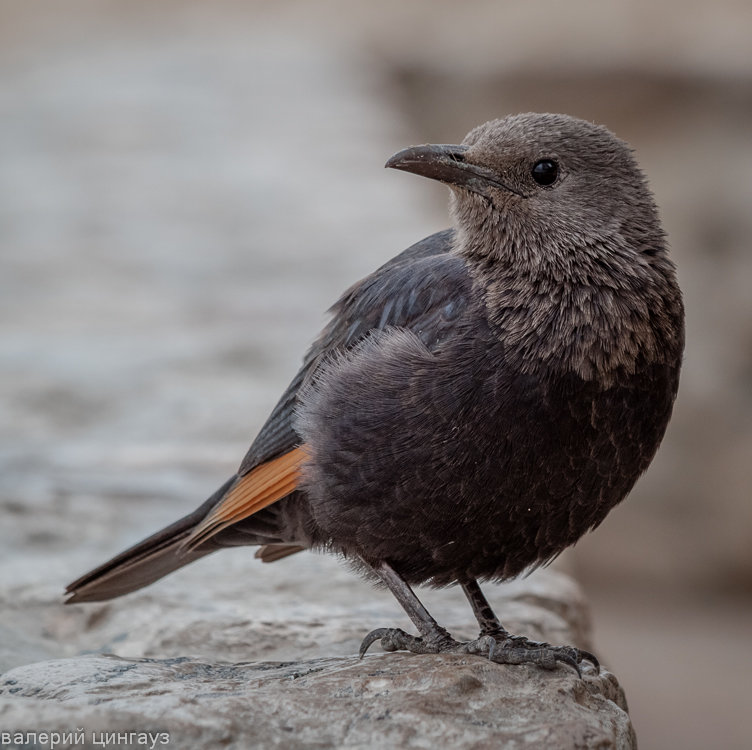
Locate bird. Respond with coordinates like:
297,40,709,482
65,112,684,675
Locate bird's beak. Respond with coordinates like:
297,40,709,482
385,144,522,198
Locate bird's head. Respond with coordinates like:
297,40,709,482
386,113,667,278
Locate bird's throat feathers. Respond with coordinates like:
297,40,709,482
452,209,684,386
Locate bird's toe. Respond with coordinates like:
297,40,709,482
359,627,458,657
458,632,599,677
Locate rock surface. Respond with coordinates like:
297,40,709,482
1,653,630,749
1,565,633,749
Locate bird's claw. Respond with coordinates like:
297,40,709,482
360,625,599,677
460,632,599,676
359,627,456,658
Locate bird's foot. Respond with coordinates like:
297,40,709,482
459,629,599,676
359,626,598,677
359,627,457,657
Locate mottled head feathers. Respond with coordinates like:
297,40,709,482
445,113,683,382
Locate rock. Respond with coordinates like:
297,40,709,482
0,565,635,749
0,654,632,750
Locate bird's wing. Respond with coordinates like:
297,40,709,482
237,228,467,474
64,230,474,598
180,229,472,552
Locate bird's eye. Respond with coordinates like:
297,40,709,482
531,159,559,186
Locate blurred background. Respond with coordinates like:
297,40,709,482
1,1,750,748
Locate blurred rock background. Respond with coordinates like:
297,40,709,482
0,1,750,748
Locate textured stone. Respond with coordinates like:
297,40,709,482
0,653,633,750
0,563,634,749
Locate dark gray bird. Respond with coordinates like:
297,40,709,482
65,113,684,674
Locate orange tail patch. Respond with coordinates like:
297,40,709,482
181,446,308,552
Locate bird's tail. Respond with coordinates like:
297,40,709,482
65,445,309,604
64,476,236,603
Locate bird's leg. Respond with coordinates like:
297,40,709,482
359,561,458,657
459,579,600,675
461,579,505,636
358,566,599,675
